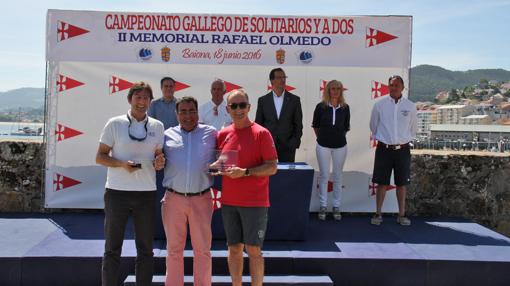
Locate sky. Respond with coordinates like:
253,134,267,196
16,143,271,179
1,0,509,92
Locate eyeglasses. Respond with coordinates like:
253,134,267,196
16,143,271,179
126,114,148,141
177,110,198,115
228,102,249,110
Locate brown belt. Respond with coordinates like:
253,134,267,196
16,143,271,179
378,142,410,150
166,188,210,197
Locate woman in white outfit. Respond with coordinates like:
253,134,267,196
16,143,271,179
312,80,350,221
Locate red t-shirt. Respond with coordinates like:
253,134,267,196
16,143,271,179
217,122,277,207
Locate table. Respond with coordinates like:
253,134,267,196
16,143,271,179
211,163,314,241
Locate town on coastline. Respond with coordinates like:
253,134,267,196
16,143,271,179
415,80,510,152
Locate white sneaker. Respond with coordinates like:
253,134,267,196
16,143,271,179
397,216,411,226
371,214,383,225
332,207,342,221
318,207,327,221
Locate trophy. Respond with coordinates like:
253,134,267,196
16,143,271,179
210,150,238,174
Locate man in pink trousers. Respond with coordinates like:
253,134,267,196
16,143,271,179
161,96,217,286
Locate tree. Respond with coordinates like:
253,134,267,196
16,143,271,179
479,78,489,88
449,88,460,102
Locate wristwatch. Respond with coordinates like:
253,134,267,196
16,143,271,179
244,168,250,176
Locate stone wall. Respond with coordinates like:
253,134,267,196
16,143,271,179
0,141,44,212
1,141,509,236
408,150,510,236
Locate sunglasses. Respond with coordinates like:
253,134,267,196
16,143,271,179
126,114,148,141
228,102,249,110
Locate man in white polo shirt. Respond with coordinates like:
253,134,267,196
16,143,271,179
198,79,232,130
96,82,165,286
161,96,217,286
369,75,417,226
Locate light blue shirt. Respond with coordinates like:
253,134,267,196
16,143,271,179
162,124,217,194
148,97,178,130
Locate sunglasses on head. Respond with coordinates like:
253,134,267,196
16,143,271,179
228,102,249,110
126,114,148,141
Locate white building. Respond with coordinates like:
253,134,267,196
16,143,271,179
436,105,473,124
417,108,437,137
459,114,492,125
430,124,510,143
494,103,510,120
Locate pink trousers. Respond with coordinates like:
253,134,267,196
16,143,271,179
161,191,213,286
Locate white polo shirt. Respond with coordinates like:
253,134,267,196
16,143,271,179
99,113,164,191
198,100,232,130
369,96,417,145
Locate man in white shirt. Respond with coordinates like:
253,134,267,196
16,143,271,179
96,82,165,286
369,75,417,226
198,79,232,130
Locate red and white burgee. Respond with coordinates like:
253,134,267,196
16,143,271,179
57,74,84,92
57,21,89,42
371,80,390,99
320,80,348,93
366,27,398,48
266,83,296,92
370,133,378,148
174,80,190,92
55,124,83,141
53,173,81,191
223,80,242,92
109,76,134,94
320,80,328,92
211,188,222,210
369,180,396,196
315,181,335,193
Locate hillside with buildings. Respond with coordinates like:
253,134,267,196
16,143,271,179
415,78,510,151
0,88,45,122
409,65,510,102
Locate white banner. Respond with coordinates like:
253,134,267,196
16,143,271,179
45,9,412,212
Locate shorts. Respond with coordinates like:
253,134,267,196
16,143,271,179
221,205,268,247
372,144,411,186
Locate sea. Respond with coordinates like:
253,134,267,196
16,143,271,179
0,122,44,142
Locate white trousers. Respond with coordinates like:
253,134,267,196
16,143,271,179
316,143,347,208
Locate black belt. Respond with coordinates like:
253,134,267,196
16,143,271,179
166,188,210,197
378,142,410,150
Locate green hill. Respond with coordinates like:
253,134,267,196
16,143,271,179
0,88,45,111
409,65,510,102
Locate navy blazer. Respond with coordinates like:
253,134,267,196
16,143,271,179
255,91,303,151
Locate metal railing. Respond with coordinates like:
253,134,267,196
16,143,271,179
412,139,509,152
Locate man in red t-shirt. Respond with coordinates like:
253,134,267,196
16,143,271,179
211,89,277,286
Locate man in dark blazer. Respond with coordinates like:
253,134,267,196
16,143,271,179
255,68,303,162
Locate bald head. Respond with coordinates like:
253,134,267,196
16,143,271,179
226,89,249,104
